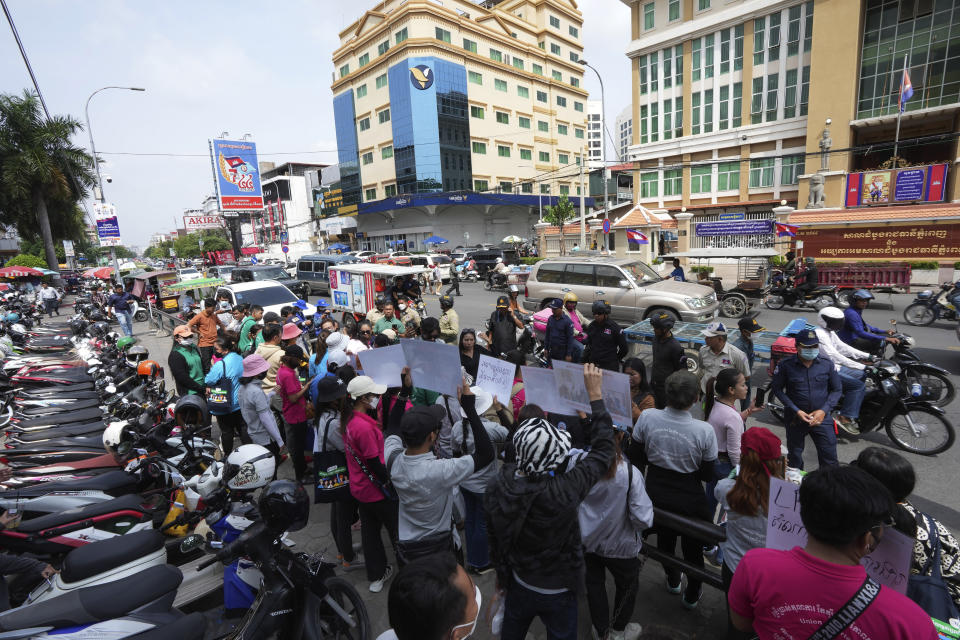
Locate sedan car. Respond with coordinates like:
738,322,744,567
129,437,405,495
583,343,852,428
178,268,203,282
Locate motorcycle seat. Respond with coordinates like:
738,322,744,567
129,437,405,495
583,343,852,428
14,407,105,429
60,529,164,584
13,422,106,441
0,564,181,631
16,494,147,533
0,470,136,498
130,611,206,640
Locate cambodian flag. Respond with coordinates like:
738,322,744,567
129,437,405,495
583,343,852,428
899,68,914,113
626,229,648,243
775,223,798,237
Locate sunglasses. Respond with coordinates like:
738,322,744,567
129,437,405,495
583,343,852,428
360,330,372,335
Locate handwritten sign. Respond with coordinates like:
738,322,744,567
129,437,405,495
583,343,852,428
401,339,461,398
766,477,912,594
551,360,591,413
475,355,515,406
356,344,406,388
601,369,633,427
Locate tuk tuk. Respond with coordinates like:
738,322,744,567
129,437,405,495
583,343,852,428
327,263,430,322
157,277,225,316
665,248,776,318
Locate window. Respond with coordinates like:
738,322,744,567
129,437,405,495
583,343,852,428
490,48,503,63
377,40,390,56
519,116,531,129
549,15,560,28
536,90,547,103
717,161,739,190
698,0,710,9
537,120,549,132
384,185,397,197
540,184,551,194
787,5,801,56
569,25,578,37
339,64,349,78
749,158,775,188
499,181,513,192
595,265,625,286
355,84,367,99
468,71,482,85
495,79,508,92
532,63,543,75
765,73,778,122
781,155,804,185
521,182,533,193
435,27,451,43
800,65,809,116
556,96,567,107
550,43,561,56
575,155,581,166
639,54,648,94
470,105,484,119
539,41,545,49
575,127,584,139
733,24,744,71
691,166,712,193
692,39,701,82
753,17,765,65
664,98,672,139
365,188,376,201
751,77,763,124
719,85,729,130
559,184,569,195
472,141,487,154
361,152,373,165
640,105,648,143
644,2,655,30
640,172,658,198
732,82,742,128
517,85,529,98
463,38,477,53
558,153,569,164
539,151,550,162
496,111,509,124
574,101,584,112
376,73,388,89
381,145,393,159
513,57,524,70
669,0,680,21
692,92,701,135
664,169,682,196
720,30,730,74
703,89,714,133
674,96,683,138
474,180,488,191
570,76,579,87
378,108,390,123
569,51,579,62
675,45,683,86
650,102,659,142
663,50,672,88
784,68,798,118
358,117,370,132
498,145,511,157
704,34,714,79
803,1,812,52
557,124,568,135
520,148,532,160
768,12,781,61
395,27,407,44
650,52,658,92
552,70,563,81
358,53,369,68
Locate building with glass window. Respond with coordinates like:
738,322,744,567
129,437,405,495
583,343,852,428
329,0,594,251
615,105,633,163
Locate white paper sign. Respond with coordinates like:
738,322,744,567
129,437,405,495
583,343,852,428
475,355,515,406
601,369,633,427
766,477,913,594
356,344,406,388
401,339,462,398
520,366,559,412
550,360,591,413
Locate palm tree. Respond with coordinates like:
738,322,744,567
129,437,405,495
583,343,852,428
0,91,95,273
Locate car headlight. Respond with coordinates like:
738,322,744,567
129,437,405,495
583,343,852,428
684,297,704,309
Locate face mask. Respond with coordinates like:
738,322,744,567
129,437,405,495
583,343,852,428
449,585,481,638
367,396,380,410
799,347,819,360
180,337,196,347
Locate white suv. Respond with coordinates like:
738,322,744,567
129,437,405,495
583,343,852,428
214,280,317,318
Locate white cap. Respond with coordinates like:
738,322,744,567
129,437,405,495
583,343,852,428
326,332,348,351
701,321,728,338
347,375,387,399
327,350,349,369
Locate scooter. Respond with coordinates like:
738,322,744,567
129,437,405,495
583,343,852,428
903,282,960,326
764,283,839,311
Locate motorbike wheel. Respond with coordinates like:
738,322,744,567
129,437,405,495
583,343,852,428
764,294,785,310
813,293,837,310
836,290,853,308
318,576,371,640
903,369,956,408
885,406,955,455
483,279,493,291
719,295,747,318
134,311,147,322
903,303,936,327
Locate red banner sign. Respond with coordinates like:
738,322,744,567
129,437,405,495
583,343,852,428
797,223,960,260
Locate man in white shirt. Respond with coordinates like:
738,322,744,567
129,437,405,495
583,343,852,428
816,307,868,434
38,282,60,317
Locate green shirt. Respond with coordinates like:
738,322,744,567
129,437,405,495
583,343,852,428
374,316,405,336
237,316,257,353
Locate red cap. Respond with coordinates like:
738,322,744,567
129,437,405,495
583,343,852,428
741,427,782,462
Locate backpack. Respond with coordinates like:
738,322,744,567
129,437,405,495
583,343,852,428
906,512,960,623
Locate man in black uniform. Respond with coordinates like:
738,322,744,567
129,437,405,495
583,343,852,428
649,311,686,408
445,261,461,296
583,301,627,371
487,295,522,356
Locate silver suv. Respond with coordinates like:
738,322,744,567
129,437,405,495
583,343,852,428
522,256,718,324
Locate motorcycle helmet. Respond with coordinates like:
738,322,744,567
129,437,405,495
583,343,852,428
103,420,136,462
649,310,676,330
174,393,210,428
508,284,520,295
126,345,150,368
258,479,310,533
87,310,106,322
805,256,816,264
4,313,19,324
104,331,120,345
224,444,276,491
89,321,110,338
819,307,846,332
563,292,578,304
116,336,137,352
137,360,163,379
851,289,874,301
592,300,612,315
495,257,503,264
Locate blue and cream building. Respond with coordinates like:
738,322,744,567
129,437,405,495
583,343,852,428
330,0,593,251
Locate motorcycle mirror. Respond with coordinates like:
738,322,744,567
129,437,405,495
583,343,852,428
105,384,117,394
180,534,205,553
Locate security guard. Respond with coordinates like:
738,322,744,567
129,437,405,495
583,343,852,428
365,295,387,325
438,295,459,344
583,301,627,371
770,329,842,469
649,311,686,409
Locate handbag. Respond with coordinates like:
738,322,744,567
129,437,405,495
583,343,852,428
907,512,960,622
313,414,350,504
806,577,880,640
344,438,397,502
206,360,232,412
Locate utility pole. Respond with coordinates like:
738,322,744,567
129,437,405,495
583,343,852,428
579,146,586,248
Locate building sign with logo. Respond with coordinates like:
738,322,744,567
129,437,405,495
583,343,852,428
409,64,434,90
797,223,960,260
845,164,948,207
210,138,264,211
695,219,773,236
183,215,224,231
93,202,122,247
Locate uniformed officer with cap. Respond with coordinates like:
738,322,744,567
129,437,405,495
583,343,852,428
649,311,686,409
438,295,459,344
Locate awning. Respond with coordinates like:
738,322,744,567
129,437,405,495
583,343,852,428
131,270,177,280
160,278,225,293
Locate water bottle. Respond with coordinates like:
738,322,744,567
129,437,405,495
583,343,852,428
910,382,922,398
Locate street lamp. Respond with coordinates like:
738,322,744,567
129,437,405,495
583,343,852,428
84,86,145,278
578,59,609,252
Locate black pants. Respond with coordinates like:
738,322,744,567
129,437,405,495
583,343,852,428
357,499,399,582
199,346,214,373
652,383,667,409
284,420,309,480
584,553,641,636
722,561,754,640
591,358,621,372
330,496,358,563
216,410,249,455
445,279,461,295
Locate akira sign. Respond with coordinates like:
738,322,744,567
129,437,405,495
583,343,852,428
845,163,948,207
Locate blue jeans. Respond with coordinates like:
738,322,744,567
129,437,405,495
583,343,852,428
838,366,866,420
460,488,489,569
115,310,133,336
785,418,838,470
502,578,577,640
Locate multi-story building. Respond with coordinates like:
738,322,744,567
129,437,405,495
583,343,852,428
615,105,633,162
245,162,329,258
586,99,604,168
330,0,593,251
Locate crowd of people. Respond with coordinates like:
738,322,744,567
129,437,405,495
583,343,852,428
161,288,952,640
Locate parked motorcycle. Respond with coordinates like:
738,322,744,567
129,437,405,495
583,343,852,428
903,282,960,326
764,283,839,310
860,323,956,408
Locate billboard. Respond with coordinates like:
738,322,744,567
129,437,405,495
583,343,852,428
797,223,960,260
62,240,75,258
695,219,774,236
93,202,121,247
845,163,949,207
210,138,264,211
184,214,224,231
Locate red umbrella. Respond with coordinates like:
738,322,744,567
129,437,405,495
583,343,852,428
0,266,43,278
91,266,114,279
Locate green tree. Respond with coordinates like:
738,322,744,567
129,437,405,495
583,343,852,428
543,194,576,255
6,253,48,269
0,91,96,275
173,230,231,258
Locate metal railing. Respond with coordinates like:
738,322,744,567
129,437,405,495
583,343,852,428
641,507,727,590
147,303,187,337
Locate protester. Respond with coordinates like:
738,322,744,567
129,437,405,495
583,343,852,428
277,345,311,482
504,349,527,423
107,282,136,337
234,304,257,354
728,465,938,638
561,293,588,359
438,295,459,344
188,297,223,372
733,317,763,410
253,311,280,349
345,322,369,355
168,325,205,396
486,363,615,640
544,297,576,365
204,334,246,454
254,323,285,412
487,295,522,356
698,322,750,393
649,311,686,409
308,330,332,379
458,328,490,383
583,300,627,371
238,354,285,459
623,357,655,421
419,317,441,342
356,321,374,349
632,370,717,609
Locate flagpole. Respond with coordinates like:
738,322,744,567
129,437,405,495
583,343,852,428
893,54,907,161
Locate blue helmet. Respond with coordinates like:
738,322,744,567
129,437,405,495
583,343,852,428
851,289,874,301
5,312,20,323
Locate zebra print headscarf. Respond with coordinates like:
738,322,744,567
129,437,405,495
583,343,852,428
513,418,571,476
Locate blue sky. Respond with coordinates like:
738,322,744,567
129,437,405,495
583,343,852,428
0,0,631,248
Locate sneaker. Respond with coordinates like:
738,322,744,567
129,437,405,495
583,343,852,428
342,552,364,570
665,574,683,595
369,565,394,593
623,623,643,640
682,586,703,610
836,417,861,435
468,564,494,576
703,545,721,569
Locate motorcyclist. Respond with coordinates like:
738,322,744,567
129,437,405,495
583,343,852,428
488,257,511,287
946,280,960,311
562,292,589,362
506,284,529,320
815,307,870,435
837,289,899,353
794,256,818,298
402,274,423,301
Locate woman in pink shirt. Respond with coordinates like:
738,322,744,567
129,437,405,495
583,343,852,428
276,345,310,481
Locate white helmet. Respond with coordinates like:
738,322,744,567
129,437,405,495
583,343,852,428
224,444,275,490
186,461,224,499
103,420,133,461
818,306,845,332
496,257,503,263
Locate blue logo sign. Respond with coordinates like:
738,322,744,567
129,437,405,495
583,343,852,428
410,65,434,90
210,138,264,211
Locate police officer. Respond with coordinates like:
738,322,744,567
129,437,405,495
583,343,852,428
438,295,459,344
366,295,387,325
543,297,576,364
770,329,843,469
649,311,686,409
445,261,461,296
583,301,627,371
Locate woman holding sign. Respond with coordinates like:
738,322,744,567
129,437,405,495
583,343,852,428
458,329,491,383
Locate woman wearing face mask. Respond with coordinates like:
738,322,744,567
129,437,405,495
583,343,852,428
342,374,399,594
238,354,285,461
204,335,248,455
276,345,312,482
168,325,205,396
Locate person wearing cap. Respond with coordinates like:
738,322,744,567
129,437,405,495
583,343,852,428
487,295,523,357
438,295,459,344
238,354,284,459
168,324,205,396
366,296,387,326
649,311,686,409
769,329,842,469
544,297,577,364
187,297,223,372
714,427,785,640
583,301,627,371
698,321,750,394
485,364,615,640
277,345,311,481
733,317,763,410
395,295,421,337
374,302,406,338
